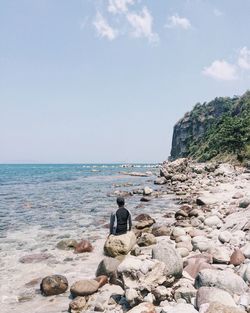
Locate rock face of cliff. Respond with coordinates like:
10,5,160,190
170,91,250,162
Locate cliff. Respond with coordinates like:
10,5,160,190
170,91,250,162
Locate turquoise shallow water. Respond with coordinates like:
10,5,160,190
0,164,158,236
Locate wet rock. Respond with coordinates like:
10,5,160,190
40,274,68,296
56,239,77,250
152,241,183,278
69,296,86,312
104,231,136,257
196,286,237,309
70,279,99,297
127,302,156,313
195,269,248,295
74,240,93,253
19,253,52,264
230,249,245,266
140,196,151,202
137,233,157,247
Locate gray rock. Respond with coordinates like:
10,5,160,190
195,269,248,295
152,242,183,278
196,286,236,309
137,233,157,247
218,231,232,243
154,177,167,185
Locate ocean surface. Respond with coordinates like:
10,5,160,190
0,164,176,313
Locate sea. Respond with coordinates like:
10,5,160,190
0,164,177,313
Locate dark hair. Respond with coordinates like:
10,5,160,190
116,197,125,207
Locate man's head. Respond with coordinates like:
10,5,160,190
117,197,125,207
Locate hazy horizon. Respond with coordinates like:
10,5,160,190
1,0,250,163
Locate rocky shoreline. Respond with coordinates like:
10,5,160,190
12,159,250,312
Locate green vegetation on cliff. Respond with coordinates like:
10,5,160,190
171,91,250,162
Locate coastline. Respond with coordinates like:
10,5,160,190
1,160,250,312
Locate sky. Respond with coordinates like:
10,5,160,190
1,0,250,163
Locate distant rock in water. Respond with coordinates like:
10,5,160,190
170,91,250,162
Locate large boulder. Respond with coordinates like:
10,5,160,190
196,287,236,309
104,231,136,257
40,275,68,296
70,279,99,297
161,303,198,313
152,242,183,278
96,257,122,279
195,269,248,295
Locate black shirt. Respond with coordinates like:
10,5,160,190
110,207,132,235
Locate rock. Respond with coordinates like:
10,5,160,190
183,255,212,279
136,219,155,229
133,188,144,195
154,177,167,185
69,296,86,312
95,275,108,288
204,215,223,228
104,231,136,257
230,249,245,266
232,192,244,199
125,288,140,306
162,303,198,313
152,285,171,302
135,214,154,222
189,209,200,217
196,287,236,309
238,263,250,283
196,198,206,206
152,224,171,237
171,174,188,182
218,231,232,243
74,240,93,253
191,236,212,252
96,257,121,280
212,246,231,264
19,253,52,264
144,186,153,195
152,242,183,278
174,285,197,303
56,239,77,250
40,275,68,296
175,210,188,219
127,302,156,313
176,241,193,252
70,279,99,297
204,302,246,313
195,269,248,295
239,198,250,209
172,227,186,238
137,233,157,247
140,196,151,202
241,243,250,258
177,248,190,258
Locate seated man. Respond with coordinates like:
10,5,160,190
110,197,132,235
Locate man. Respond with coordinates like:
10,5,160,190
110,197,132,235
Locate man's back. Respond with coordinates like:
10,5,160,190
110,205,132,235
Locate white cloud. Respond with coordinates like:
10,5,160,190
126,7,159,43
108,0,134,14
213,8,223,17
166,14,191,30
238,47,250,70
202,60,238,81
93,12,118,40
